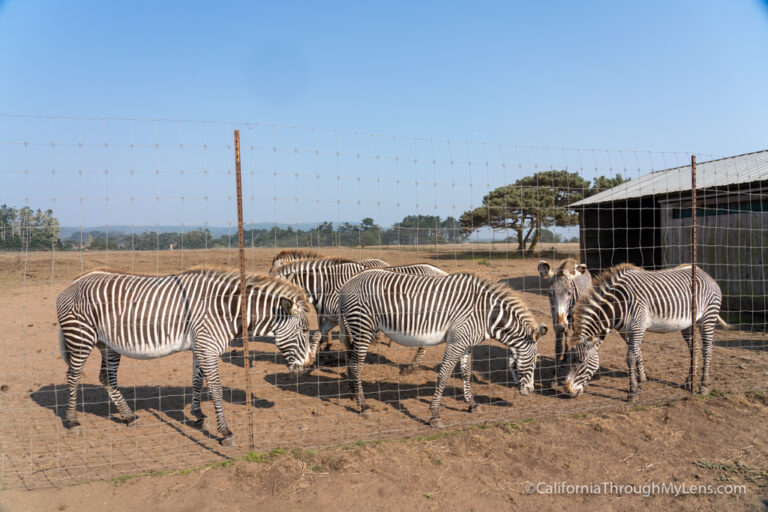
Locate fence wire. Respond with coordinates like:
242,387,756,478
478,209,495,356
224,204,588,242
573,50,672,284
0,114,765,489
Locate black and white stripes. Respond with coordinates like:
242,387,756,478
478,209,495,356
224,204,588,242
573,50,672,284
56,268,312,444
564,264,723,400
338,270,547,426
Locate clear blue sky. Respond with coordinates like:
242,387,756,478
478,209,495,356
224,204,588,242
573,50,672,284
1,1,767,229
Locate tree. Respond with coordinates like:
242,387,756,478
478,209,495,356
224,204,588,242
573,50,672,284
459,170,591,253
590,173,629,195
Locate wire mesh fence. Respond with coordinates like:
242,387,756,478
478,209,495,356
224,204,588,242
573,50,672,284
0,114,766,489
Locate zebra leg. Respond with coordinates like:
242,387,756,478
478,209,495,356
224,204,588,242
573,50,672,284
62,327,96,430
460,348,478,412
97,345,137,424
550,330,564,390
699,323,715,394
429,342,466,427
400,347,426,375
347,336,374,417
190,355,206,423
196,352,234,444
682,327,695,393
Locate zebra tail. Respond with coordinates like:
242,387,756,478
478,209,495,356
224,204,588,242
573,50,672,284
716,315,737,331
58,329,71,366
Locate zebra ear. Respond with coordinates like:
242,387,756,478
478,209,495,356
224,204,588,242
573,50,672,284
279,298,295,316
533,324,548,341
538,261,553,279
574,264,587,275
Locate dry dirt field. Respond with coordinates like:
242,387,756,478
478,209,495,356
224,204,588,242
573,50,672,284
0,246,766,510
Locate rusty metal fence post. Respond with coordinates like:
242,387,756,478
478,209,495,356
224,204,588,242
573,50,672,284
235,129,255,450
690,154,699,393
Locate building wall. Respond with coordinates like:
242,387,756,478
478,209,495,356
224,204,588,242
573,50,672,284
661,194,768,318
579,197,661,271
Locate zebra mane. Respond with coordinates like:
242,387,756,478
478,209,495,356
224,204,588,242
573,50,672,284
271,249,326,265
570,263,639,340
187,267,309,303
455,272,538,332
555,258,579,276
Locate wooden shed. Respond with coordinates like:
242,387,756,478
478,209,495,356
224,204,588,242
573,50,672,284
570,150,768,320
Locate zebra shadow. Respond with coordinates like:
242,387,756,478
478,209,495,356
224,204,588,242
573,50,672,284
263,369,516,426
715,337,768,352
30,383,274,445
497,276,550,297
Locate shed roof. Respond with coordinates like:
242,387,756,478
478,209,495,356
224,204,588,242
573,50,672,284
570,149,768,207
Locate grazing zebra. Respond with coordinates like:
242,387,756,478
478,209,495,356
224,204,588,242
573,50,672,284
358,258,390,269
274,258,447,369
56,268,312,445
268,249,390,274
269,249,330,274
338,270,547,426
564,264,726,401
538,259,592,387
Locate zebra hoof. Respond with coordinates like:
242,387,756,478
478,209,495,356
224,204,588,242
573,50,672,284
699,386,711,396
468,403,481,413
65,420,81,432
360,408,372,419
220,436,236,447
626,393,638,403
429,416,443,428
400,365,416,375
125,415,139,426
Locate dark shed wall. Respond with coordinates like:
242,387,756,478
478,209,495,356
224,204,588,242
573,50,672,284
579,197,661,271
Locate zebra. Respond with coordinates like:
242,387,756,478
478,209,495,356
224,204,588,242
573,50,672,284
564,263,727,401
268,249,390,275
274,258,447,371
269,249,329,274
538,259,592,388
338,270,547,427
56,268,312,445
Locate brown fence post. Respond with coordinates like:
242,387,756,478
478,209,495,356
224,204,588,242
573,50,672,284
689,154,698,393
235,129,255,450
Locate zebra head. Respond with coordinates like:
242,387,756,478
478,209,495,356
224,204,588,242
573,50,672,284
539,260,588,335
272,297,312,372
505,323,547,396
564,329,607,397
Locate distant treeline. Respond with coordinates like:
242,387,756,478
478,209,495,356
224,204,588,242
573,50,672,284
1,213,480,251
0,205,61,250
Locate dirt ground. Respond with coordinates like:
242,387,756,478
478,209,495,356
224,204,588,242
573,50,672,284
0,246,766,509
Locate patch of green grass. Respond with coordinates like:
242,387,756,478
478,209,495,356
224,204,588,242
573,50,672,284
423,493,435,500
410,429,462,442
290,447,317,463
745,390,768,406
245,451,269,463
355,440,365,447
110,469,174,486
310,464,327,472
268,448,287,458
694,460,768,483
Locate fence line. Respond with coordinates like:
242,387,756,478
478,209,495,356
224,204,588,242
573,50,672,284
0,114,765,489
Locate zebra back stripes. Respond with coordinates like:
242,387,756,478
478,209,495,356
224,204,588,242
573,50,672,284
564,263,723,400
56,268,312,443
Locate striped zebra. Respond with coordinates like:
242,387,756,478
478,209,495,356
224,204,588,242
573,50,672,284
268,248,389,274
564,264,726,401
538,259,592,387
56,268,312,445
338,270,547,427
274,258,447,370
